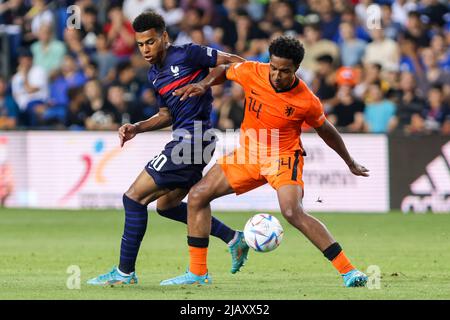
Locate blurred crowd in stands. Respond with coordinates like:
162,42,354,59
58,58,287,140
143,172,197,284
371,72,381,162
0,0,448,135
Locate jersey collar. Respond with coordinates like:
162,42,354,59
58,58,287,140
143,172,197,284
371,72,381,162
269,76,300,93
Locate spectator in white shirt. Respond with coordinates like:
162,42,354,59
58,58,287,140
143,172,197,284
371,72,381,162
11,48,48,126
391,0,417,26
363,27,400,70
122,0,162,23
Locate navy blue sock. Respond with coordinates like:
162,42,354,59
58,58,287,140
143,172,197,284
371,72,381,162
119,194,148,274
157,202,236,244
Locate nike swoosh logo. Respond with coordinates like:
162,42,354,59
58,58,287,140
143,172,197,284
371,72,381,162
251,89,260,96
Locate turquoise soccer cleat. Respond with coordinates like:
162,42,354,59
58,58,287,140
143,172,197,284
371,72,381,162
229,231,250,274
86,266,138,286
342,269,368,287
160,270,212,286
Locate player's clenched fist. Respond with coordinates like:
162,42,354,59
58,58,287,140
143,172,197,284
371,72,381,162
119,123,137,147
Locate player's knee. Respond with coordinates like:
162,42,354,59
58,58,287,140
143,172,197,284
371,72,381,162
281,206,305,224
124,188,144,205
188,185,209,209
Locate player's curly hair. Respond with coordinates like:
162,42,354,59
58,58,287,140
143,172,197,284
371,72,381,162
132,11,166,34
268,36,305,66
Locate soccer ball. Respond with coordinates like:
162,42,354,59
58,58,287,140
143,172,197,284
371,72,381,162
243,213,284,252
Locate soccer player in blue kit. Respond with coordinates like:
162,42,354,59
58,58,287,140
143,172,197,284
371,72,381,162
87,11,249,285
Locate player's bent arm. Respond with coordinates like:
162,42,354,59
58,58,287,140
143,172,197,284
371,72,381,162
174,65,229,101
314,119,369,177
315,120,353,165
200,64,229,88
119,107,173,146
173,52,245,101
134,107,172,133
216,51,245,65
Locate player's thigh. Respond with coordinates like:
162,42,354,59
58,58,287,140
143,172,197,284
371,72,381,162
125,169,171,205
188,164,235,206
156,188,189,211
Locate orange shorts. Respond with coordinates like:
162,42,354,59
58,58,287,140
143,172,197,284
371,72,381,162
218,147,304,195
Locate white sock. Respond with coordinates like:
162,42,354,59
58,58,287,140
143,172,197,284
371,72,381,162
116,267,131,276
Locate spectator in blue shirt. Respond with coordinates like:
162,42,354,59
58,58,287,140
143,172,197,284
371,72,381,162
339,21,367,67
422,84,449,134
364,81,397,133
0,76,18,129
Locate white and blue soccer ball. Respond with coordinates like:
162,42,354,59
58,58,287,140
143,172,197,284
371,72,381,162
243,213,284,252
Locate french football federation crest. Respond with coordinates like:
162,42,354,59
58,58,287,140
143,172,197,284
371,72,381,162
170,65,180,77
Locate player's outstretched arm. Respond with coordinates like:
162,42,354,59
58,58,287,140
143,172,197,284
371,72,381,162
314,119,370,177
173,50,245,101
118,107,172,147
216,51,245,65
173,65,229,101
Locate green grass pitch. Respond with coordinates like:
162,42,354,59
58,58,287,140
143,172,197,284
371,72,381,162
1,208,450,300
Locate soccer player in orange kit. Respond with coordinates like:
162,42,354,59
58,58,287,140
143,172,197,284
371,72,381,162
161,36,370,287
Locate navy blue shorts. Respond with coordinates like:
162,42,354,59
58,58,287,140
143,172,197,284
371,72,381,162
145,139,216,190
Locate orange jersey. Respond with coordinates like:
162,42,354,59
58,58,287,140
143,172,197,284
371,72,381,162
226,61,326,156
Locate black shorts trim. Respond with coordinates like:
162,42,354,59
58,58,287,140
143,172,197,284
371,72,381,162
291,150,300,181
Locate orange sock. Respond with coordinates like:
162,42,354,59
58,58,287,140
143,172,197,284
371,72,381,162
331,251,355,274
189,246,208,276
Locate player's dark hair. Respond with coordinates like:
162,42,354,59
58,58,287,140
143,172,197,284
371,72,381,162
132,11,166,34
269,35,305,66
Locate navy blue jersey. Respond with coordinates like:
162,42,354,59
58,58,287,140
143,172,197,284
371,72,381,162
147,44,218,137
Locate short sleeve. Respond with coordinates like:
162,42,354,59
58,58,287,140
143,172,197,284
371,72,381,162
305,95,326,128
155,91,165,109
186,43,218,68
146,84,165,109
225,61,253,86
147,71,165,108
355,101,365,113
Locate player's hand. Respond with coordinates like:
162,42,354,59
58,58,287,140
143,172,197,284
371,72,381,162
118,123,137,147
348,159,370,177
172,83,208,101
